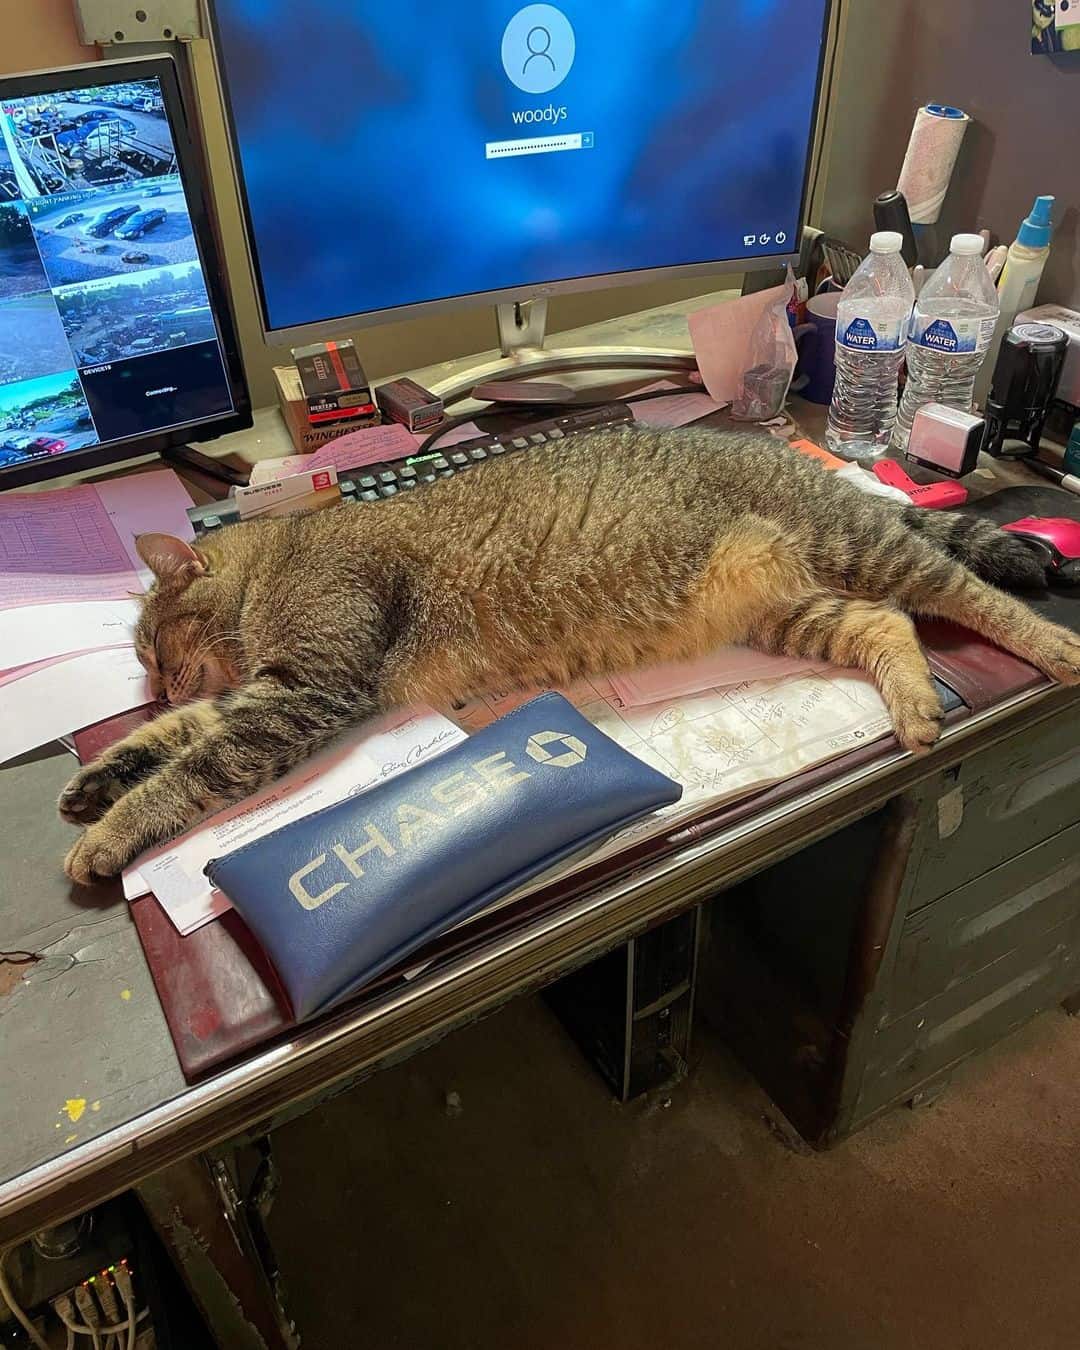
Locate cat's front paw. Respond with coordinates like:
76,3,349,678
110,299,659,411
64,821,138,886
58,764,127,824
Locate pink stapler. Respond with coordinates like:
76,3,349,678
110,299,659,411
872,459,969,510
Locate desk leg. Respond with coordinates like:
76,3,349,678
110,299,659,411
136,1151,298,1350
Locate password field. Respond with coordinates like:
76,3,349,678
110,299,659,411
486,131,594,160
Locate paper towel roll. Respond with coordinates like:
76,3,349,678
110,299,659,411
896,104,970,225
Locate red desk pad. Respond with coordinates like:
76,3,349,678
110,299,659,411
103,614,1056,1082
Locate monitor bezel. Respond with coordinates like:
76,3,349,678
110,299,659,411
206,0,834,345
0,54,252,492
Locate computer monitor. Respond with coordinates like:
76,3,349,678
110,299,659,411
0,56,250,490
209,0,832,376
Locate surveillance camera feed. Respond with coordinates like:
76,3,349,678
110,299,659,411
0,75,234,472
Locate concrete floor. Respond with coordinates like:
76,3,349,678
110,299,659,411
269,997,1080,1350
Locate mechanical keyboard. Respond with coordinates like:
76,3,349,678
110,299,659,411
189,401,636,535
338,401,635,503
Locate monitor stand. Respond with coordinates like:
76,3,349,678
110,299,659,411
427,300,697,407
163,443,250,487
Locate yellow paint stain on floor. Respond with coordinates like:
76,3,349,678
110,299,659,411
65,1134,78,1144
91,1101,101,1112
120,989,132,1001
63,1098,87,1123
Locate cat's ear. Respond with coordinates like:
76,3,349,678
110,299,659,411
136,533,207,584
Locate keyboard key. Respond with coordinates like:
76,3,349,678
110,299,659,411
431,457,450,471
490,442,508,455
399,465,417,479
379,484,397,497
548,427,565,438
450,452,469,466
399,477,417,489
529,432,546,444
359,476,377,489
360,489,379,502
470,447,488,460
512,437,529,448
438,469,454,478
379,470,397,484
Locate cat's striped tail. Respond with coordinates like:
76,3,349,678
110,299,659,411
902,507,1047,589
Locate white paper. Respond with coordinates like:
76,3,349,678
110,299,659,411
448,665,893,903
0,647,151,764
123,707,468,934
0,598,139,670
629,379,727,428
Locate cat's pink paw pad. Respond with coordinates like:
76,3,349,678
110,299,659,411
58,768,124,824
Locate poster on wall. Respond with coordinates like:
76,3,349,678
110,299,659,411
1032,0,1080,53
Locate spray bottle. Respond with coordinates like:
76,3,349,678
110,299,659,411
976,195,1055,405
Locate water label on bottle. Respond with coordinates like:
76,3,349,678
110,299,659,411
911,314,995,354
837,315,905,351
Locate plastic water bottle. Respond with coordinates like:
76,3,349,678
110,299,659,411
825,232,915,462
893,233,1000,448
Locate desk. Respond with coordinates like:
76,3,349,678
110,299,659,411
2,296,1078,1346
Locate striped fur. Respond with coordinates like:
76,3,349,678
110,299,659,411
60,427,1079,883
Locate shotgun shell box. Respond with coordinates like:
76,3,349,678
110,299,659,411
274,366,380,453
375,378,445,433
291,339,377,426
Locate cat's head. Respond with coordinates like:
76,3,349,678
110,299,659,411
133,532,243,705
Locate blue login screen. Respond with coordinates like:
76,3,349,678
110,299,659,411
210,0,829,332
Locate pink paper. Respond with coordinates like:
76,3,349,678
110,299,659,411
0,470,194,611
0,485,136,611
608,648,822,708
253,420,486,484
688,286,788,405
97,471,197,579
308,422,418,471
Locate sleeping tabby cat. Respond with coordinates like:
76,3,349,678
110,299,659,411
59,426,1079,884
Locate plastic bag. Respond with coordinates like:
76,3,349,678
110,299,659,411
731,268,798,421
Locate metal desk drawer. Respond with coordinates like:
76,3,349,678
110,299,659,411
888,821,1080,1022
906,704,1080,913
860,914,1079,1123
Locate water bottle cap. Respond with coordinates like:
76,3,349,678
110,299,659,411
950,233,985,256
869,231,904,254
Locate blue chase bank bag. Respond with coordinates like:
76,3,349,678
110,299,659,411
206,693,682,1019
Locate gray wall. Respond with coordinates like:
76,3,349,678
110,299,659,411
822,0,1080,308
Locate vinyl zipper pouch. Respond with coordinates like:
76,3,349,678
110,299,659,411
205,693,682,1020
